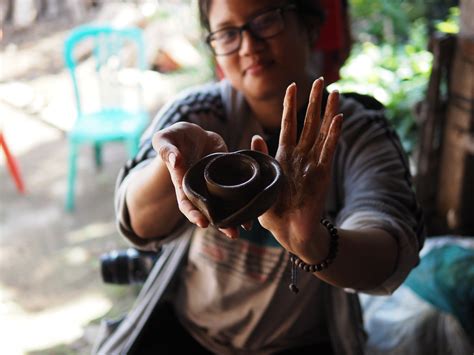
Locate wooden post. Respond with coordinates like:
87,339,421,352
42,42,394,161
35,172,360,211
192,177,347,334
415,33,455,235
437,0,474,234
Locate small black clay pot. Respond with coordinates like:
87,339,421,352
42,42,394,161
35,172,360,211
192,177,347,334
183,150,283,228
204,153,261,203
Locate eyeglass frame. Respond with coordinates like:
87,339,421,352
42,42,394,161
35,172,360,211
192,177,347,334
205,4,297,56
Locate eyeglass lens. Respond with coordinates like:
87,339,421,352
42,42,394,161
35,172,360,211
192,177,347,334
209,8,285,55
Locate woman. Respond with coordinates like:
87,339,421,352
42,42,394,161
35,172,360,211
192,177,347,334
115,0,425,353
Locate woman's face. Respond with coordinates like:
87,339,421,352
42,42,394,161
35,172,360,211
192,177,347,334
208,0,311,103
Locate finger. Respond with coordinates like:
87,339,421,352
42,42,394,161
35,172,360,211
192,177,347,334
162,148,209,228
206,131,228,154
251,135,269,154
172,170,210,227
176,194,210,228
159,145,186,180
219,227,240,239
312,90,340,160
318,114,343,167
153,130,212,228
324,90,339,130
299,77,324,152
320,90,340,136
278,83,297,149
154,139,180,168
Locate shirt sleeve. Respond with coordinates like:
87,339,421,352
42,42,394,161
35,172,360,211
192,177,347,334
334,98,425,295
114,83,227,251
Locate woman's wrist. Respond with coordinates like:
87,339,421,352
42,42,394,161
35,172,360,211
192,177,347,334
264,215,331,263
297,221,331,264
288,218,340,293
290,219,339,270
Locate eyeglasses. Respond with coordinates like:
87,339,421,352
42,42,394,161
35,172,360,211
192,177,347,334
206,4,297,56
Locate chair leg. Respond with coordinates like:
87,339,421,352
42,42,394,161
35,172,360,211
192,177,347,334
0,131,26,193
94,142,103,169
66,142,78,211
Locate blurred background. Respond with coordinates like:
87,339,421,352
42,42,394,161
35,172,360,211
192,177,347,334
0,0,467,354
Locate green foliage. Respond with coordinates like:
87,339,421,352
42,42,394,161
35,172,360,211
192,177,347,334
333,1,458,155
350,0,427,44
435,7,460,34
330,19,433,153
350,0,457,43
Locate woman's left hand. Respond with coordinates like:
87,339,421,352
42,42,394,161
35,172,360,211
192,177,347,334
252,78,343,263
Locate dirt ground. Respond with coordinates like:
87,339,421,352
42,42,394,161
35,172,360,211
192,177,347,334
0,2,209,354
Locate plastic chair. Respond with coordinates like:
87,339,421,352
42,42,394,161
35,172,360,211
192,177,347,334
64,25,149,211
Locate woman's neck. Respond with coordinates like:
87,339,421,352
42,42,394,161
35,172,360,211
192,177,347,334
247,77,314,131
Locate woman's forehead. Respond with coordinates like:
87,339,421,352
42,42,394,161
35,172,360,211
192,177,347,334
208,0,288,29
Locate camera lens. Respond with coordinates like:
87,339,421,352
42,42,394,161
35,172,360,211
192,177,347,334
100,248,158,284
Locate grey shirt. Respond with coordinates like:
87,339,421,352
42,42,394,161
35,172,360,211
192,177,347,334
114,79,425,353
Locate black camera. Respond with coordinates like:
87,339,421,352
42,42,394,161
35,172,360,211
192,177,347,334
100,248,159,284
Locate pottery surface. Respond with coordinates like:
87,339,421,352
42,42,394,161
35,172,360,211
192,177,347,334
183,150,283,228
204,153,261,203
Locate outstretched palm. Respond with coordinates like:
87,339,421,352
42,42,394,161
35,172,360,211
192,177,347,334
252,78,343,260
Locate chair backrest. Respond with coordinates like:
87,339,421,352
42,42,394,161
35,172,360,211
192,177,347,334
64,25,146,116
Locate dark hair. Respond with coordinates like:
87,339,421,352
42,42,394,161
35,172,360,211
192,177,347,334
198,0,325,34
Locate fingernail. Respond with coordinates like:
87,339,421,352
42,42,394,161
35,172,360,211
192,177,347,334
197,219,209,229
285,83,296,107
168,153,176,168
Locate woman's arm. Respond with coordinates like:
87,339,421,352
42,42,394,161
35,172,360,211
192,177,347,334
125,156,181,239
269,215,399,291
124,122,229,240
253,78,420,293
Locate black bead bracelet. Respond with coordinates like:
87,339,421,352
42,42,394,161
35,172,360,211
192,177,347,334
289,218,339,294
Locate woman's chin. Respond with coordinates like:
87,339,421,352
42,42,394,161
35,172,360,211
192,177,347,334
243,76,285,102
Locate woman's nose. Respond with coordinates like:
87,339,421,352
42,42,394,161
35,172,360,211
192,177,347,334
238,30,265,56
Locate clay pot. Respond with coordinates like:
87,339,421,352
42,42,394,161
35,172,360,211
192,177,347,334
183,150,283,228
204,153,261,203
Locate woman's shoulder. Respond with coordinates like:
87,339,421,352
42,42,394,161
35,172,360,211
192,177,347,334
142,80,246,142
338,92,397,141
166,80,225,111
146,81,226,130
157,79,243,120
338,92,385,121
169,79,239,105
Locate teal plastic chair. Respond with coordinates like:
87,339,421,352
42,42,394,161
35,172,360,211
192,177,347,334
64,25,149,211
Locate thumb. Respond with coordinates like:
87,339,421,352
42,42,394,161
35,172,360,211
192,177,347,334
157,143,181,169
206,131,228,154
251,135,269,154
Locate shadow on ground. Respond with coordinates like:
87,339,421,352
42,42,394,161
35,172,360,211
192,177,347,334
0,108,139,353
1,3,212,352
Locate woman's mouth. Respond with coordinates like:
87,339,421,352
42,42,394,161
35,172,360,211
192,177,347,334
244,60,274,76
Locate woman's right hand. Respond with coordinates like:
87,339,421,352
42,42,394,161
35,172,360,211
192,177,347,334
152,122,228,229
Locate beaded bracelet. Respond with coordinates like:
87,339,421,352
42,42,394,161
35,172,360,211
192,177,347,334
289,218,339,294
